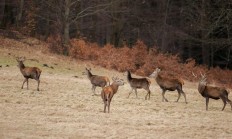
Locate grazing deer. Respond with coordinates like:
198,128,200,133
193,72,232,111
149,68,187,103
126,71,151,100
16,57,42,91
83,68,110,95
101,77,125,113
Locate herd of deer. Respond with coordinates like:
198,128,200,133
15,57,232,113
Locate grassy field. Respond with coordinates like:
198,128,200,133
0,37,232,139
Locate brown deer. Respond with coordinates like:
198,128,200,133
16,57,42,91
126,71,151,100
101,77,125,113
149,68,187,103
193,72,232,111
83,68,110,95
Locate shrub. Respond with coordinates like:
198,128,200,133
69,38,232,88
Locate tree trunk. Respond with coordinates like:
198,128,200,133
63,0,70,46
161,0,170,52
0,0,5,27
16,0,24,27
64,23,70,45
201,0,210,68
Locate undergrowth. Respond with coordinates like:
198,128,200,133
68,38,232,88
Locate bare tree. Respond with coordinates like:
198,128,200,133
38,0,115,48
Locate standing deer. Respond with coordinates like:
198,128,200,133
16,57,42,91
193,72,232,111
149,68,187,103
83,68,110,95
126,71,151,100
101,77,125,113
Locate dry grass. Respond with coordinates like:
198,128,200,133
0,37,232,139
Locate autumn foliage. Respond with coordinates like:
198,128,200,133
69,39,232,88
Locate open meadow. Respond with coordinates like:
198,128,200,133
0,37,232,139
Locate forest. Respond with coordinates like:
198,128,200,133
1,0,232,69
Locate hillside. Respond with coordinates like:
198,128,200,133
0,36,232,139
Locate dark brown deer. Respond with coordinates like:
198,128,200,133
126,71,151,100
83,68,110,95
101,77,125,113
149,68,187,103
193,72,232,111
16,57,42,91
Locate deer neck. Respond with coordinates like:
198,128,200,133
87,71,93,79
155,73,162,82
127,71,132,81
111,83,119,94
19,62,25,68
18,62,26,75
198,81,206,94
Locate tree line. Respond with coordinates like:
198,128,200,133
0,0,232,69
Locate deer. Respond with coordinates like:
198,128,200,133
192,72,232,111
149,68,187,103
101,77,125,113
16,57,42,91
126,71,151,100
83,67,110,95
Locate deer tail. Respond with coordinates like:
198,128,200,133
36,68,42,79
178,78,184,85
147,78,151,86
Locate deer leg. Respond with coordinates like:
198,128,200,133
21,78,27,89
206,97,209,111
108,99,111,113
221,96,227,111
135,89,138,98
162,89,168,102
37,79,40,91
182,92,187,104
92,85,96,95
180,89,187,104
102,94,107,113
127,88,134,98
26,79,29,90
104,101,107,113
145,89,151,100
176,90,181,102
225,97,232,110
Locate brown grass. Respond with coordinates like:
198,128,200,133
0,36,232,139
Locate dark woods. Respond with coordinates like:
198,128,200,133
1,0,232,69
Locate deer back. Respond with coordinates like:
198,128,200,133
129,78,150,88
156,75,181,89
127,71,150,88
22,67,41,79
90,75,107,87
202,86,227,99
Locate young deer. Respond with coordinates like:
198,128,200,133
16,57,42,91
149,68,187,103
126,71,151,100
83,68,110,95
193,72,232,111
101,77,125,113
